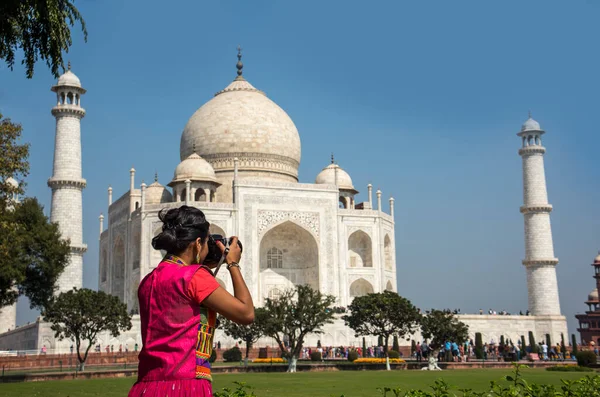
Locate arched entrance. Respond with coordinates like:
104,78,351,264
259,221,319,299
385,281,393,291
348,230,372,267
349,278,374,298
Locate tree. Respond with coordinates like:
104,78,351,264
42,288,132,370
261,285,335,372
362,337,366,357
343,291,420,370
0,197,70,309
528,331,537,354
520,335,526,352
560,333,567,355
220,307,267,366
419,309,469,359
0,113,29,200
0,0,87,78
474,332,484,359
392,335,400,352
571,333,578,354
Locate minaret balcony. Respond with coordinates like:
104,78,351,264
70,244,88,254
522,258,559,266
520,204,553,214
518,146,546,156
47,178,87,189
51,105,86,117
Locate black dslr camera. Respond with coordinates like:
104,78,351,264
204,234,243,265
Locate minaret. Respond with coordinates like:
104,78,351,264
518,114,561,315
49,63,87,293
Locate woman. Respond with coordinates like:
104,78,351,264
128,206,254,397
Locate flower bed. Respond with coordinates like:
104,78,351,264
353,358,405,364
252,358,286,364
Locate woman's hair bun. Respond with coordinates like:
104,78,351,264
151,206,209,254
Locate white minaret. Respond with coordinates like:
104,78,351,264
518,114,561,315
49,63,87,293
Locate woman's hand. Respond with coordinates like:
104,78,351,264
216,236,242,265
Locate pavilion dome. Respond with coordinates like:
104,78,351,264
6,177,18,188
588,288,599,302
171,152,217,184
179,54,301,182
145,180,173,204
315,163,357,193
594,253,600,264
521,117,542,132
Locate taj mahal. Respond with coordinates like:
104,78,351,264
0,51,568,353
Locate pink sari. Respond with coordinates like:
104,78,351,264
128,256,217,397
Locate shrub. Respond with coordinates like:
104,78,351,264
316,340,322,348
209,349,217,363
392,335,399,352
388,350,400,359
223,346,242,362
310,351,322,361
528,331,538,354
575,351,597,367
571,334,578,354
353,358,405,364
475,332,484,359
560,333,567,355
252,358,286,364
362,337,366,357
520,335,526,351
545,333,552,347
347,350,359,362
546,365,594,372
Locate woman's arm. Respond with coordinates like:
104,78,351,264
202,237,254,325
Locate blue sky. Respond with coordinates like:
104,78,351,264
1,0,599,336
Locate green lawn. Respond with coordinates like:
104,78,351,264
0,368,596,396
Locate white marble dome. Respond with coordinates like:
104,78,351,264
594,253,600,264
315,163,356,192
145,181,173,204
521,117,541,132
588,288,599,302
57,69,81,88
180,77,301,181
6,177,18,188
172,152,217,183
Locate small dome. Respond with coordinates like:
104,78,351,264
57,70,81,88
594,253,600,264
6,177,18,188
588,288,599,302
521,117,541,132
145,181,173,204
315,163,356,192
171,153,217,184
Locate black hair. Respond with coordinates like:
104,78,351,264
152,206,209,254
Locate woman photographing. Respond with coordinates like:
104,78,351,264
128,206,254,397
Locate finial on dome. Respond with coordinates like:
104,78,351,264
68,61,71,71
331,153,335,164
154,171,158,182
528,110,532,119
235,45,245,81
193,143,196,154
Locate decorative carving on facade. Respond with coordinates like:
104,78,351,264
347,274,375,285
346,226,372,238
258,210,320,238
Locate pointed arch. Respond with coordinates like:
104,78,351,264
384,234,393,271
386,281,393,291
112,236,125,302
348,230,372,268
349,278,374,298
259,220,319,290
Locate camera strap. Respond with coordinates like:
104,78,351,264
212,240,230,278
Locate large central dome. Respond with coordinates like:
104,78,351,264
180,60,301,183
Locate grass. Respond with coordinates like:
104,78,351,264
0,368,596,397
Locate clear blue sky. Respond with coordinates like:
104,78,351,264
1,0,599,336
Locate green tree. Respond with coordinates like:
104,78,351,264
220,307,267,366
343,291,420,370
0,113,29,200
0,197,70,310
0,0,87,78
420,310,469,358
42,288,132,370
411,340,416,356
528,331,537,354
261,285,335,372
571,334,578,354
362,337,366,357
392,335,400,352
560,333,567,355
520,335,526,352
474,332,484,359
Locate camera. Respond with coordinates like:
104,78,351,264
204,234,243,265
